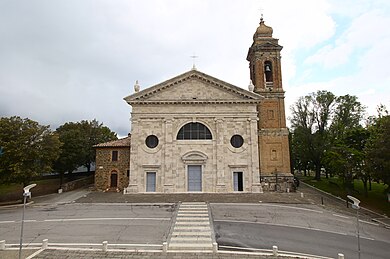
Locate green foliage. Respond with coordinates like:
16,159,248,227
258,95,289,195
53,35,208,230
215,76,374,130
330,95,366,138
0,116,61,185
290,91,336,180
55,122,86,176
301,176,390,216
324,127,369,192
290,91,372,186
291,93,390,197
79,120,117,171
366,113,390,192
54,119,117,185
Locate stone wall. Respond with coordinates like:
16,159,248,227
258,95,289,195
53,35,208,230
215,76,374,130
62,176,94,192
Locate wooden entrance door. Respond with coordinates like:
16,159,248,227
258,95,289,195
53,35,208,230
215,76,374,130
110,173,118,188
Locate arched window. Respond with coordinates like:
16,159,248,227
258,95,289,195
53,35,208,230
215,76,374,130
177,122,212,140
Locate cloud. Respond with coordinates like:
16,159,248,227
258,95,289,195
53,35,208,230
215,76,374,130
304,9,390,68
0,0,388,136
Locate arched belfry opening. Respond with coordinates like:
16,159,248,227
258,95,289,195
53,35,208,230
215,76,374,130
264,61,273,84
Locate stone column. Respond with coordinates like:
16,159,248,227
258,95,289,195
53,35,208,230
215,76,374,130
126,119,139,193
250,117,262,192
163,119,174,192
215,118,226,192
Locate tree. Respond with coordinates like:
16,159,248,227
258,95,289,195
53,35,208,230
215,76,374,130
310,91,335,180
54,122,86,187
290,91,335,180
290,96,314,176
324,127,369,194
0,116,61,186
79,120,117,172
324,95,368,191
54,120,117,187
366,112,390,193
330,94,366,140
290,126,312,176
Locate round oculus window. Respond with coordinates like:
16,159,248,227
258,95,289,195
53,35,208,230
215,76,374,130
230,135,244,148
145,135,159,148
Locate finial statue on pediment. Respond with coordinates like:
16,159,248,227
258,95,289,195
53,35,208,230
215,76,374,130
248,80,255,92
134,80,140,93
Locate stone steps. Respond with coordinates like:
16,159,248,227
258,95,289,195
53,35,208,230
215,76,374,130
168,202,213,251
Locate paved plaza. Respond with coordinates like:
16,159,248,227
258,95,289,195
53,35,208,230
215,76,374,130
0,184,389,258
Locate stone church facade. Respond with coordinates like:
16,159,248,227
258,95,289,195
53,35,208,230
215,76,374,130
95,18,292,193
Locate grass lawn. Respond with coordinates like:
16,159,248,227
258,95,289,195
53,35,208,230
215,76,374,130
301,176,390,216
1,178,63,203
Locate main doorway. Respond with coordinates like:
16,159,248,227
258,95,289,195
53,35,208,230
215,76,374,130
233,172,243,191
188,165,202,192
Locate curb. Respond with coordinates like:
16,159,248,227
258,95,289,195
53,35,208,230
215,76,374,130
0,201,34,208
301,182,389,222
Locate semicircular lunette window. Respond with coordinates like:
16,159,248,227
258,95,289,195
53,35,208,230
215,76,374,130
230,135,244,148
177,122,212,140
145,135,159,148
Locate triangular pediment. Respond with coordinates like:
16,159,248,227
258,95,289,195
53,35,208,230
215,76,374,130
124,70,262,105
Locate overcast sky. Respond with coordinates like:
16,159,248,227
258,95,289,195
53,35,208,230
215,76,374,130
1,0,389,137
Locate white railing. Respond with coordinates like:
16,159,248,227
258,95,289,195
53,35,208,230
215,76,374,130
1,239,345,259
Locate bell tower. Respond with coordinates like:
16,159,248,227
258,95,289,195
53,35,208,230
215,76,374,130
247,17,292,187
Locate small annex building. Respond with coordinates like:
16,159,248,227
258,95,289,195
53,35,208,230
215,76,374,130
94,136,130,191
95,18,293,193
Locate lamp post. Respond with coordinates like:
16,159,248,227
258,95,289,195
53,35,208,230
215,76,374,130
347,195,361,259
19,183,36,259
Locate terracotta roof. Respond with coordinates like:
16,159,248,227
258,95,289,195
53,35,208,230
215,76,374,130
94,135,131,148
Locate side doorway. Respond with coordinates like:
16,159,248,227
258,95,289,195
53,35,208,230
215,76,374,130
110,172,118,188
146,172,156,192
233,172,243,191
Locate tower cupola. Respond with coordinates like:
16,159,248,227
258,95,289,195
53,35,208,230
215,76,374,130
247,18,283,92
254,17,273,39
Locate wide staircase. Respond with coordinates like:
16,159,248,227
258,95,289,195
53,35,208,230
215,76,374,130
168,202,214,251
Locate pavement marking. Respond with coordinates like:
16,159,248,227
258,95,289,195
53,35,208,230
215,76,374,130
0,220,16,224
361,236,375,241
212,202,324,214
332,213,350,219
0,217,170,224
43,217,170,222
359,219,380,226
219,245,334,259
48,242,162,247
258,204,324,213
25,249,44,259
